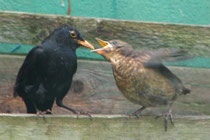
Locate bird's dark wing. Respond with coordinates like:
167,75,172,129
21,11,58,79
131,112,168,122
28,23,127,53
14,46,45,97
139,48,192,68
135,48,190,94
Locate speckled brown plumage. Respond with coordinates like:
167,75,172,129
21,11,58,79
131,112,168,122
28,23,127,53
92,39,191,131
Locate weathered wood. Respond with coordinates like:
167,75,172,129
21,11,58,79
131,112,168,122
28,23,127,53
0,114,210,140
0,54,210,115
0,11,210,57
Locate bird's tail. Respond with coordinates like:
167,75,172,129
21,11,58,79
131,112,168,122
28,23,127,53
182,87,191,95
13,85,18,98
13,90,18,98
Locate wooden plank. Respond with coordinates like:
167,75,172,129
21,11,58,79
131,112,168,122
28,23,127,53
0,114,210,140
0,55,210,115
0,11,210,57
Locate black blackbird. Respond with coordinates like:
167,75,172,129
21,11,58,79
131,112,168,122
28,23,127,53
92,38,191,131
14,26,94,115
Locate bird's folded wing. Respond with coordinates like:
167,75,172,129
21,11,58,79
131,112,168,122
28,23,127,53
14,46,45,97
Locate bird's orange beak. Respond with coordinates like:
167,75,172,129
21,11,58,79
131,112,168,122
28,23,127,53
91,47,107,55
95,38,109,48
78,40,95,50
91,38,111,55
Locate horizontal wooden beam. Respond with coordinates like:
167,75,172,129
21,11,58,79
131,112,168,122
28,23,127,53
0,11,210,57
0,114,210,139
0,55,210,115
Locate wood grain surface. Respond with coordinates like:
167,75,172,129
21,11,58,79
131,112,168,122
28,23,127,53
0,55,209,115
0,115,210,140
0,11,210,57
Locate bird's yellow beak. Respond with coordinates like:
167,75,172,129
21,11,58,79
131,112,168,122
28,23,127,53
91,47,107,55
91,38,111,55
95,38,109,48
78,40,95,50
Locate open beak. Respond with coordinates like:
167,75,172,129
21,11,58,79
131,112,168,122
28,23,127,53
95,38,109,47
91,38,111,55
78,40,95,50
91,47,108,55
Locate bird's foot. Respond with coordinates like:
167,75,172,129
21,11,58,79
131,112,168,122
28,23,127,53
44,109,52,114
127,106,146,119
36,109,52,120
36,111,46,120
133,112,141,119
126,112,141,119
129,112,141,119
156,111,174,131
75,110,92,120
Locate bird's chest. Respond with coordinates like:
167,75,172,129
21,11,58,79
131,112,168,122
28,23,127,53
48,49,76,72
43,50,77,86
112,63,145,105
113,66,175,107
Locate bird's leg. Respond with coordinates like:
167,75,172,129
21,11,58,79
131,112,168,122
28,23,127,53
56,98,92,119
22,98,37,114
129,106,146,119
44,109,52,114
163,106,174,132
156,103,174,131
36,111,47,120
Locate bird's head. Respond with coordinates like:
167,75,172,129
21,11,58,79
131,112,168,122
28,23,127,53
43,26,94,50
91,38,132,60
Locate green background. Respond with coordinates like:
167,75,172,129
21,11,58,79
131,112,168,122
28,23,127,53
0,0,209,68
0,0,209,25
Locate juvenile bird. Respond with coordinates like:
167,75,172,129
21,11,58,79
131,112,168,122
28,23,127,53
14,26,94,116
92,38,191,131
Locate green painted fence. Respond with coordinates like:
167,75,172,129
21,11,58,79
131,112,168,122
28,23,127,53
0,43,210,68
0,0,209,25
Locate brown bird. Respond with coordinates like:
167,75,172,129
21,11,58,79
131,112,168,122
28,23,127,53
92,38,191,131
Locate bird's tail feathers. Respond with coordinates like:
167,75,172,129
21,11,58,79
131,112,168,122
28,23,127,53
13,90,18,98
182,87,191,95
13,85,18,98
162,48,194,62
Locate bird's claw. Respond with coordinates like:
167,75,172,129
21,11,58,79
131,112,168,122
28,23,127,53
36,110,50,120
127,107,145,119
127,112,141,119
76,110,92,120
133,112,140,119
156,111,174,131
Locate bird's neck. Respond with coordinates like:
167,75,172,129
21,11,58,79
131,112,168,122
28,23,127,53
110,54,136,78
110,53,124,66
42,39,77,52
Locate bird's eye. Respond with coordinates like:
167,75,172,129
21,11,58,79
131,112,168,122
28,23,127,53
116,45,122,49
112,41,118,45
69,31,77,38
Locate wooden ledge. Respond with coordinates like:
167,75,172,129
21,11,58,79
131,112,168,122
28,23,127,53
0,114,210,140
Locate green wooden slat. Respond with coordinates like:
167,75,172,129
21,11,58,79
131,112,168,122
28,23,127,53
0,43,210,68
0,43,104,60
1,11,210,58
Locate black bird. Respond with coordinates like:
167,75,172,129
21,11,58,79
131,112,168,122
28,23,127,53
92,38,191,131
14,26,94,115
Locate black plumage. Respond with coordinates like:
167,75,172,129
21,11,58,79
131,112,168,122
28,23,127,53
14,26,94,115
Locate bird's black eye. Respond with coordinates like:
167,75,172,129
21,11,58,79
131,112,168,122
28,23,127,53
69,31,77,38
112,41,118,45
116,45,122,49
